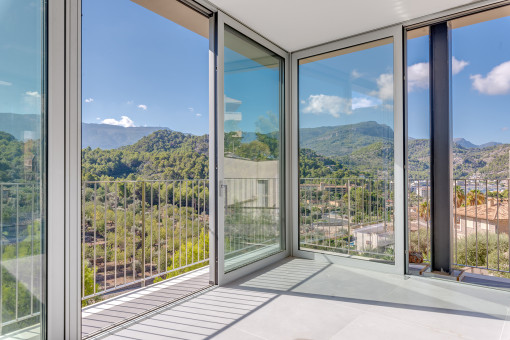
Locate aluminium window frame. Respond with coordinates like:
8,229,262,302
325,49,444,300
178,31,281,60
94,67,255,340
402,0,510,276
47,0,67,338
50,0,510,338
290,25,406,275
214,11,291,285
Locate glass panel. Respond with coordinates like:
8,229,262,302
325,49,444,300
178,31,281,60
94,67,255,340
223,25,284,273
0,0,46,337
450,6,510,280
298,38,395,263
81,0,210,335
406,28,431,272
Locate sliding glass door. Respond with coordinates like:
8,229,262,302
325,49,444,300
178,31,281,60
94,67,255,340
0,1,47,337
292,27,404,273
405,5,510,281
216,13,288,282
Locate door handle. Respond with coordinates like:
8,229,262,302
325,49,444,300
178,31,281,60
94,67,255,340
220,182,228,213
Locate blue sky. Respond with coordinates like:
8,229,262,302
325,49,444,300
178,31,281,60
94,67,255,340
408,16,510,144
224,29,281,135
81,0,209,135
2,0,509,144
299,42,394,132
0,0,43,116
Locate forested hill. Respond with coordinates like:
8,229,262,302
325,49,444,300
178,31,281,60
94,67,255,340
409,138,510,179
0,132,25,182
82,130,209,181
300,121,510,179
81,128,358,181
299,121,394,158
123,130,209,154
78,122,510,181
0,131,40,183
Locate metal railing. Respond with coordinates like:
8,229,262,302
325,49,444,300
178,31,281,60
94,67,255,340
81,179,209,302
223,178,281,271
408,178,510,276
299,178,394,260
407,179,431,262
0,183,43,331
82,177,285,301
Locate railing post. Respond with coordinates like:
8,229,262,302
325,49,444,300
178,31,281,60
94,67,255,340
0,184,3,330
141,181,146,287
347,179,351,255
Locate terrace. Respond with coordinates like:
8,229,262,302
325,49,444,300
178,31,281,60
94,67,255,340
3,0,510,339
75,176,510,335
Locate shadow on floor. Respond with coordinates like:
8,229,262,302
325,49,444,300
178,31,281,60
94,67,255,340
98,257,510,340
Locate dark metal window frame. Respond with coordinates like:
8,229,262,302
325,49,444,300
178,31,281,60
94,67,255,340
403,1,510,275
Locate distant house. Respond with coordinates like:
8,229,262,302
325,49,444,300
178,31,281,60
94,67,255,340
352,223,393,253
300,182,350,196
455,198,509,235
409,182,430,198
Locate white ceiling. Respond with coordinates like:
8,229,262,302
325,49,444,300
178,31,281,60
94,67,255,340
207,0,479,51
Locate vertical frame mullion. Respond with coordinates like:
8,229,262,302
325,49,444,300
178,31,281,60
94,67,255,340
429,22,453,273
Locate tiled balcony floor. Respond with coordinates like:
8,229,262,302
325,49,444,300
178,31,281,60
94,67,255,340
94,257,510,340
82,267,210,338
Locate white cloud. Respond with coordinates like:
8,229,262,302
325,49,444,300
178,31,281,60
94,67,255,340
352,96,381,110
188,107,194,112
137,104,147,110
101,116,135,127
85,98,94,103
196,113,202,117
0,80,12,86
452,57,469,75
96,117,101,120
470,60,510,95
25,91,40,98
408,62,429,92
301,94,351,117
407,57,467,93
351,70,361,79
127,100,134,105
372,73,393,101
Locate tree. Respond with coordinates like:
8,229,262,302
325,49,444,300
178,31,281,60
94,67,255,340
454,185,465,207
154,230,209,283
236,140,272,161
466,189,485,206
419,201,430,222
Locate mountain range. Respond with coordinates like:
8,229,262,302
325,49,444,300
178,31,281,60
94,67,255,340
298,121,510,179
82,123,169,149
453,138,501,149
2,113,509,180
0,113,41,140
79,121,510,179
299,121,394,158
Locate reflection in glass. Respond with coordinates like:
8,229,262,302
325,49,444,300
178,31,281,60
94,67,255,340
406,28,431,270
298,38,395,263
0,0,46,337
223,25,284,272
450,7,510,276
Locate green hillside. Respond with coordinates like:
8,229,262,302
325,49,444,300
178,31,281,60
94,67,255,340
299,121,393,158
300,121,510,180
0,120,495,183
0,131,41,183
82,130,209,181
408,138,510,179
